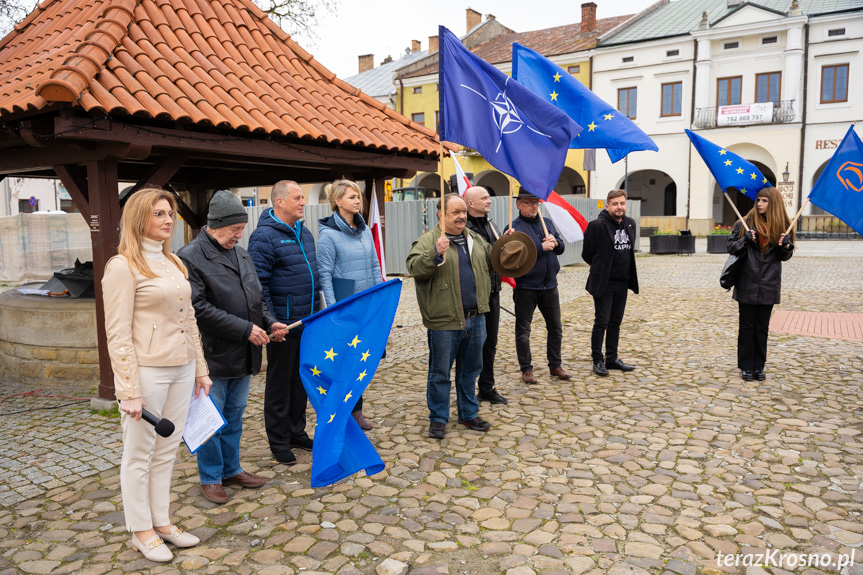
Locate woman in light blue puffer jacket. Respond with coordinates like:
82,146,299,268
317,180,383,430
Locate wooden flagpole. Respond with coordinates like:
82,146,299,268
784,197,810,236
723,190,751,233
508,178,514,228
439,140,447,263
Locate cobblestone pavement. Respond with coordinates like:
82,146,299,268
1,246,862,575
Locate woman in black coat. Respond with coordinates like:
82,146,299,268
727,187,794,381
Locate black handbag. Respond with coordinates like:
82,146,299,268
720,252,744,290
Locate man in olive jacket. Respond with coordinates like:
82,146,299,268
178,190,288,504
406,194,492,440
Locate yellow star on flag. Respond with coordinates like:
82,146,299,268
357,370,368,382
348,335,361,348
724,160,732,167
736,167,744,175
603,113,614,121
361,350,370,362
762,177,769,184
324,348,337,361
328,413,335,423
553,72,561,82
344,390,353,403
310,365,321,376
316,385,327,395
588,122,597,132
750,172,757,180
550,91,558,101
719,149,727,155
740,188,747,194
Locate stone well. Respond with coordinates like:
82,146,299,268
0,288,99,387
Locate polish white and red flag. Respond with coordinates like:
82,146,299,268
543,192,588,242
369,183,386,280
452,154,471,196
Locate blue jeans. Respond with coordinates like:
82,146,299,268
426,315,486,424
196,375,250,485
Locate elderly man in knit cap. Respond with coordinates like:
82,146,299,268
177,190,288,504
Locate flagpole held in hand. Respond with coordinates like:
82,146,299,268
508,178,514,228
439,140,447,263
722,190,751,233
784,197,810,236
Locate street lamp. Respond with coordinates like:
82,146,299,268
782,162,790,183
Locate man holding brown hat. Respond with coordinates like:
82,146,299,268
503,189,570,384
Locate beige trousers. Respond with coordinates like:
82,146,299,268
120,361,195,531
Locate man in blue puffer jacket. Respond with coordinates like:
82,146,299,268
504,189,571,385
248,180,322,465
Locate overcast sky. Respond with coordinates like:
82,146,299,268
291,0,659,80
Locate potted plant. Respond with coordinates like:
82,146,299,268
649,230,678,254
707,225,732,253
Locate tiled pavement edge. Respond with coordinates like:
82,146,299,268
0,249,861,575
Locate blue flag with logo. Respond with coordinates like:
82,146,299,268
808,125,863,237
299,279,401,487
438,26,581,200
685,129,770,200
512,43,657,163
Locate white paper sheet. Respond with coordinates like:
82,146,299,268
182,390,226,454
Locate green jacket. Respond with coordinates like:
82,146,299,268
406,225,492,330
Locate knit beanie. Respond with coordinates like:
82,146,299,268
207,190,248,229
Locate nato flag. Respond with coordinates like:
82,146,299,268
438,26,581,200
808,125,863,237
299,279,401,487
512,43,657,163
686,129,771,200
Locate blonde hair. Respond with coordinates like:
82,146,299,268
325,179,363,213
118,187,187,279
740,187,795,251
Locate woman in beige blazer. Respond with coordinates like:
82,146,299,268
102,187,212,562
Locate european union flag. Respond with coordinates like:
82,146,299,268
686,129,770,200
438,26,581,200
299,279,401,487
512,43,657,163
808,125,863,237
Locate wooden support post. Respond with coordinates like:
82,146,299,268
85,160,121,401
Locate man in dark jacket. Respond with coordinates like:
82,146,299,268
504,189,570,384
465,186,507,405
248,181,322,465
178,190,288,504
582,189,639,377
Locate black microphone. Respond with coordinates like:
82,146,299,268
141,409,175,438
118,401,175,437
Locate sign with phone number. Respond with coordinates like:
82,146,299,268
717,102,774,127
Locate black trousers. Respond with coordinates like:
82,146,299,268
737,302,773,371
591,280,629,363
264,337,310,454
514,287,562,372
477,291,500,395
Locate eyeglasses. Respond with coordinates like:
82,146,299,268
153,210,175,222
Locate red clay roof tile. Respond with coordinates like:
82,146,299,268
0,0,439,155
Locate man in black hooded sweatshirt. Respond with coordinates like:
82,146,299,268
582,189,639,377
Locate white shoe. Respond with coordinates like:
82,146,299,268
131,533,173,562
156,525,200,547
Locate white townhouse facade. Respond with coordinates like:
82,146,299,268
590,0,863,235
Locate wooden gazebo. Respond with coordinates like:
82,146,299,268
0,0,440,400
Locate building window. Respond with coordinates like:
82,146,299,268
717,76,742,106
762,36,778,45
618,87,637,119
821,64,849,103
661,82,682,116
568,65,580,74
666,49,679,57
828,28,845,37
18,198,37,213
755,72,781,103
411,112,425,124
412,86,422,94
723,41,739,50
621,56,634,64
